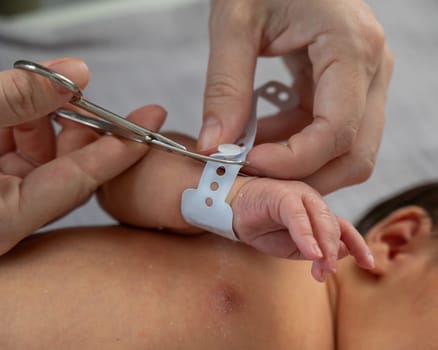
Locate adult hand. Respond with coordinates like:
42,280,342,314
0,58,167,254
199,0,394,194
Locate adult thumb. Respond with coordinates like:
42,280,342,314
198,22,257,151
0,57,89,127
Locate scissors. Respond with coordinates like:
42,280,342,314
13,60,248,166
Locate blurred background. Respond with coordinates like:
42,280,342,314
0,0,437,230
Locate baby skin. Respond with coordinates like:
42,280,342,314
98,131,374,282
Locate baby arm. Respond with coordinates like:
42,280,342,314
98,133,374,281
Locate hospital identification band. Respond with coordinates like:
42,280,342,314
181,127,256,240
181,82,296,240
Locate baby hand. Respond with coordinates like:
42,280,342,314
230,178,374,281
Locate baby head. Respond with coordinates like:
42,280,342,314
335,182,438,349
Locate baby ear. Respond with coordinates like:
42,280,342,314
366,206,433,276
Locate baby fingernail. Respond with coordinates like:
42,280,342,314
318,266,326,282
312,244,323,258
328,256,337,273
367,252,375,268
321,267,331,282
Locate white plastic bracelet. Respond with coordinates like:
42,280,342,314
181,81,297,240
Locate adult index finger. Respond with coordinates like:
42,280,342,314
246,58,373,180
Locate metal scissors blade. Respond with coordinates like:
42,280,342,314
54,109,251,166
54,109,146,143
13,60,248,166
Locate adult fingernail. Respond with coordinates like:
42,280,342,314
198,116,222,151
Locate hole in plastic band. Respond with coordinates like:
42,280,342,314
205,197,213,207
216,166,226,176
210,182,219,191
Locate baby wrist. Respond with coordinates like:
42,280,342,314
181,81,296,241
227,176,256,205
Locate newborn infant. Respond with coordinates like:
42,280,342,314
98,131,374,282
